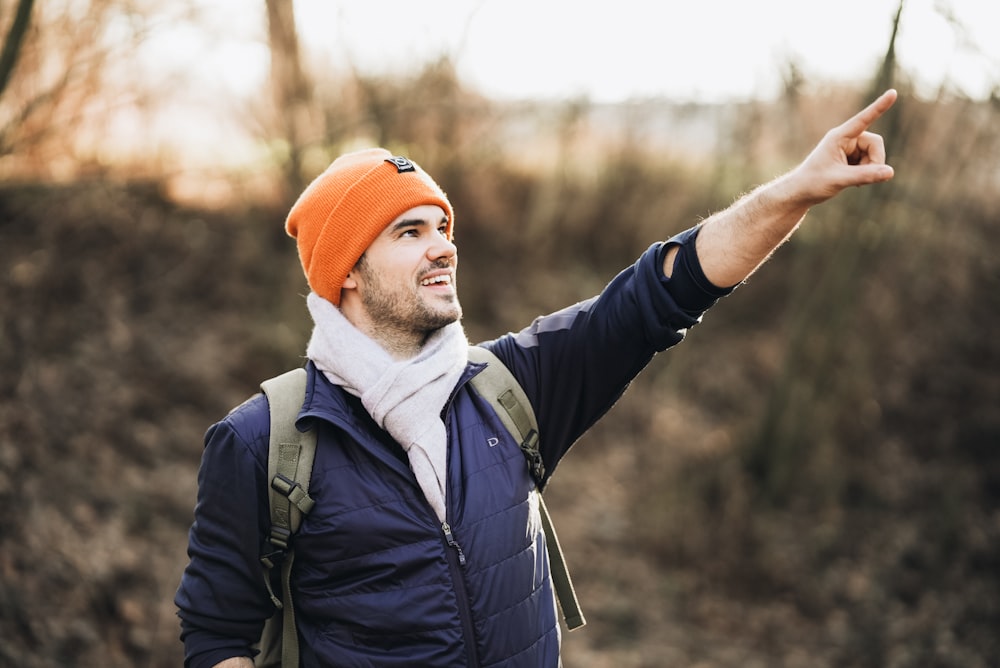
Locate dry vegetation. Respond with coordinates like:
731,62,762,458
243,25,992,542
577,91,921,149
1,3,999,666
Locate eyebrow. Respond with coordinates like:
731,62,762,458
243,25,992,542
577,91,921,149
387,216,449,235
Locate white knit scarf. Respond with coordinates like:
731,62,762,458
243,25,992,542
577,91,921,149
305,292,468,522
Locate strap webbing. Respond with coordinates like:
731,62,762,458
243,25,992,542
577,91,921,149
467,346,586,630
278,551,298,668
261,368,317,667
538,497,586,630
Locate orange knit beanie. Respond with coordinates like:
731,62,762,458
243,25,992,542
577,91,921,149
285,148,454,306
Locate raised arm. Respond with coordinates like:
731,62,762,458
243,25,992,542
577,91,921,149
664,89,897,288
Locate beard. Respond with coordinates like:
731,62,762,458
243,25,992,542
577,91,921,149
355,255,462,336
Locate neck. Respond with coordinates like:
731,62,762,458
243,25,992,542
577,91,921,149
341,308,427,360
340,295,446,361
369,327,428,361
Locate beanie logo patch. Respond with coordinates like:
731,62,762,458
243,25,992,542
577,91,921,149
385,156,416,173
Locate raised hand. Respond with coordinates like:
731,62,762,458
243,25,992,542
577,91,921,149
674,89,900,288
792,88,897,205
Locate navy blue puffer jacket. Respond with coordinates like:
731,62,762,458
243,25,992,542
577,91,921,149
175,233,728,667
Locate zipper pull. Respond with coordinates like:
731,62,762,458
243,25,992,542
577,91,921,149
442,522,466,566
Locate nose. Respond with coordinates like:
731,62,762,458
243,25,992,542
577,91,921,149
428,233,457,262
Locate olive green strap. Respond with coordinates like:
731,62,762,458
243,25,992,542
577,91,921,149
260,368,317,667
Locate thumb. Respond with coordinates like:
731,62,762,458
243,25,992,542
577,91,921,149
846,163,894,187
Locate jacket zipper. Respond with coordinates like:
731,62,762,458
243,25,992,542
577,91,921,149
440,386,480,667
442,522,466,565
441,520,479,666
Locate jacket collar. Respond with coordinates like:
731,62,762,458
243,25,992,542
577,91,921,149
295,361,403,479
297,360,484,427
294,361,486,483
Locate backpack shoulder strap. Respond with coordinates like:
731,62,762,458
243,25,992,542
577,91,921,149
261,368,317,542
467,346,543,481
259,367,317,668
466,346,586,630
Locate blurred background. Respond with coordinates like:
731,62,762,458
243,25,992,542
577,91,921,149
1,1,998,666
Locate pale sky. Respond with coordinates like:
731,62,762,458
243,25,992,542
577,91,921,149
128,0,997,179
185,0,1000,104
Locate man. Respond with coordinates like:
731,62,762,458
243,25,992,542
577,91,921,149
176,90,898,667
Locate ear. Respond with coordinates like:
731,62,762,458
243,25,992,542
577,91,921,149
342,272,358,290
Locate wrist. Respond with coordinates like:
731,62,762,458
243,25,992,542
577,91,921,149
769,168,822,210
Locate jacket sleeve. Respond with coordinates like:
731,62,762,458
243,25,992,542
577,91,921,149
174,397,275,668
484,226,733,483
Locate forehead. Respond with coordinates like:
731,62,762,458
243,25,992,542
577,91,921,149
392,204,447,224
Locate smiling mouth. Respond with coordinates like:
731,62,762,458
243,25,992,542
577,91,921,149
420,274,452,287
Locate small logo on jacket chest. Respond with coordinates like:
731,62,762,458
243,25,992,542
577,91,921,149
487,437,499,447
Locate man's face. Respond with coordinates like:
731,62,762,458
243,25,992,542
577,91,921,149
346,204,461,337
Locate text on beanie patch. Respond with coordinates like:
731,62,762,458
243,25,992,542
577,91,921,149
385,156,416,173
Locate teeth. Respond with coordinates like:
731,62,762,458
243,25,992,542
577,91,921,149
421,275,450,286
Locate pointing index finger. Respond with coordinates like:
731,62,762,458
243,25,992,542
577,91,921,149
839,89,898,138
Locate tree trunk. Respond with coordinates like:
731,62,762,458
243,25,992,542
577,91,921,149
0,0,35,100
265,0,313,198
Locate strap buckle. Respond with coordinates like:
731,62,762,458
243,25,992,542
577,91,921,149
266,525,292,551
520,429,545,481
272,473,316,514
